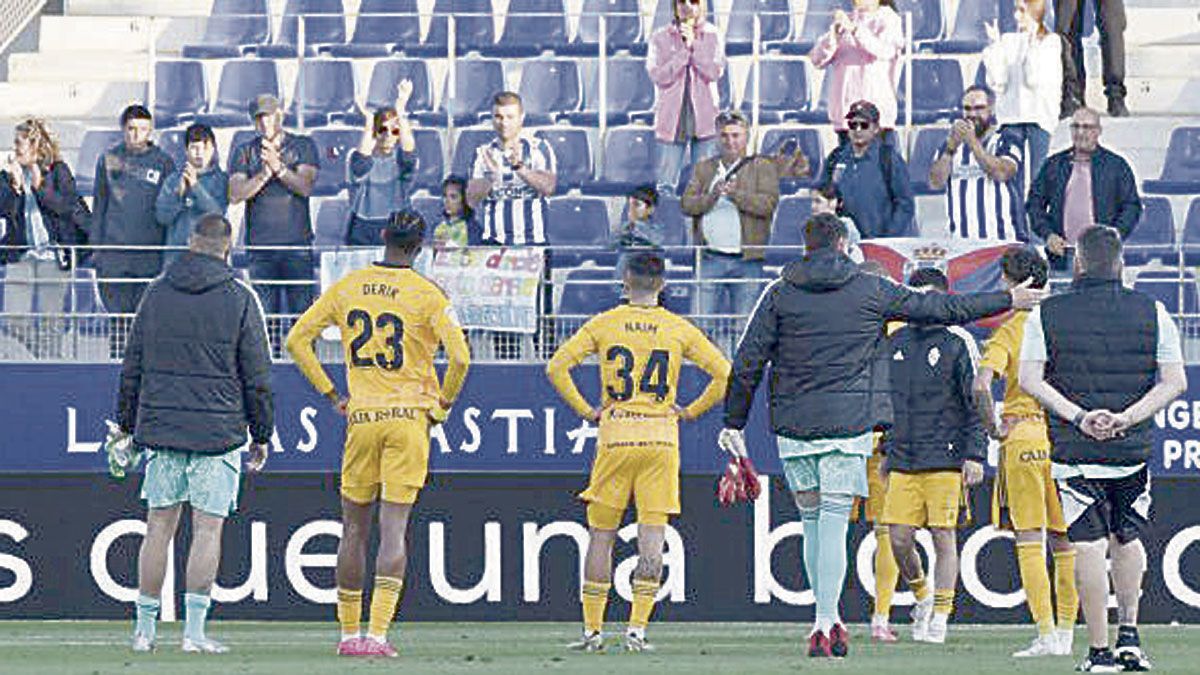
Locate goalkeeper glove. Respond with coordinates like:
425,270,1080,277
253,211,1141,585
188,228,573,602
104,419,142,480
717,456,761,506
717,427,747,458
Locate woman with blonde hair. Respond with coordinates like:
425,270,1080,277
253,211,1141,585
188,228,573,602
982,0,1062,189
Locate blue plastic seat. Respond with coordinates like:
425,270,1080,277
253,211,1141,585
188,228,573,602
650,0,711,32
534,127,592,190
726,0,792,55
546,197,612,266
1180,198,1200,265
252,0,346,57
588,126,656,195
314,197,350,247
1143,127,1200,195
181,0,269,58
767,196,810,265
420,58,505,126
75,129,123,196
565,0,642,55
1123,197,1176,265
907,126,950,195
450,127,496,178
154,60,207,127
661,267,695,314
327,0,422,56
1134,269,1198,315
758,127,822,193
309,129,360,196
156,129,187,167
492,0,569,57
894,0,943,46
364,59,432,115
741,59,809,124
788,69,832,124
411,128,446,190
517,59,583,125
196,59,280,127
932,0,999,53
425,0,495,56
565,57,655,126
559,268,621,315
287,59,362,127
411,195,444,234
896,59,963,124
778,0,838,53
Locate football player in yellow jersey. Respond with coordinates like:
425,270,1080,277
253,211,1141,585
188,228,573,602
285,210,470,658
546,251,731,653
972,247,1076,659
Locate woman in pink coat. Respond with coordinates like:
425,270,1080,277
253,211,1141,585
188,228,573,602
809,0,904,145
646,0,726,194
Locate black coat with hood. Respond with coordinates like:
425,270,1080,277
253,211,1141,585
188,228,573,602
117,252,274,454
724,248,1012,441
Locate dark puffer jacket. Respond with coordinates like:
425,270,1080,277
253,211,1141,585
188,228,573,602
117,252,274,453
724,249,1012,440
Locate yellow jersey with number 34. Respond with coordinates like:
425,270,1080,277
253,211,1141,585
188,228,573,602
286,263,470,411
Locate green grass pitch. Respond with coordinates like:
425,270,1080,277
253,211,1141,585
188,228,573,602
0,622,1195,674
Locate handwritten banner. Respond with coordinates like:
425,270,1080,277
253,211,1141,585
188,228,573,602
427,247,545,334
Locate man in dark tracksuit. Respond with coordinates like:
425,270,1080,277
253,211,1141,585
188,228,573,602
719,213,1044,658
880,268,986,646
112,214,274,654
1019,226,1186,672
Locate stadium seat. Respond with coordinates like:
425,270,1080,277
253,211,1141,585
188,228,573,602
1124,197,1176,265
534,127,593,190
1181,198,1200,265
314,197,350,247
767,196,810,265
425,0,495,55
252,0,346,57
778,0,838,53
492,0,569,57
450,127,496,178
156,129,187,167
661,267,695,314
411,128,446,190
75,129,123,196
196,59,281,128
932,0,999,53
1143,127,1200,194
154,60,207,127
725,0,792,55
894,0,944,46
421,58,505,126
559,267,621,315
327,0,423,56
546,196,612,266
758,127,822,193
896,59,963,124
565,57,655,126
907,127,950,195
309,129,360,196
1134,268,1198,315
517,59,583,125
565,0,643,56
411,195,444,234
287,59,363,127
364,59,433,115
740,59,809,124
650,0,711,32
181,0,269,58
589,126,656,195
788,70,831,124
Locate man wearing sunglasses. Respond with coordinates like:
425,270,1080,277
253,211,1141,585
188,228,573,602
929,85,1027,243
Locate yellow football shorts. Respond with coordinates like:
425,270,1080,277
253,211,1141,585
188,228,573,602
861,451,889,523
992,422,1066,533
882,470,962,529
581,409,679,529
341,406,431,505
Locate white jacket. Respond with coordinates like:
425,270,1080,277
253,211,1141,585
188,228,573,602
982,31,1062,133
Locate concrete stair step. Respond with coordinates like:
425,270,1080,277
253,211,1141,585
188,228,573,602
38,15,204,53
0,82,146,119
8,52,150,82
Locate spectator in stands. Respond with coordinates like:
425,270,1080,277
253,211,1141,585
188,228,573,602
466,91,557,246
809,0,904,146
433,175,476,249
1057,0,1128,117
611,184,664,277
229,94,319,318
929,85,1028,242
818,101,914,238
811,185,864,262
647,0,726,195
1027,107,1141,271
346,80,417,246
92,104,175,316
681,111,779,323
982,0,1062,188
155,123,228,267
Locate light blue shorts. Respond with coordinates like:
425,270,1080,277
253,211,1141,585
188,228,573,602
140,448,242,517
780,451,869,497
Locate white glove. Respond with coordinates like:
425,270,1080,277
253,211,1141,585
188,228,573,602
718,427,748,458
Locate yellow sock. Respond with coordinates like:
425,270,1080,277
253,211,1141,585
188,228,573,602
581,581,611,633
1053,548,1079,629
908,573,930,602
1016,541,1054,635
629,579,660,630
337,588,363,639
874,529,899,619
366,576,404,641
933,589,954,617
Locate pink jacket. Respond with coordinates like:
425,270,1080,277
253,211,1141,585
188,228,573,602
646,22,726,143
809,7,904,131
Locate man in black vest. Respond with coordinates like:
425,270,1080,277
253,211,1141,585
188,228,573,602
1019,226,1186,673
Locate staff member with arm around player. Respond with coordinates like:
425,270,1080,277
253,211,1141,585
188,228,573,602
546,251,731,653
285,210,470,658
111,213,273,654
1019,225,1186,673
719,213,1045,659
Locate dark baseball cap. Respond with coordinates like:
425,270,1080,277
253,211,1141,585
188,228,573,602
845,100,881,124
249,94,281,118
